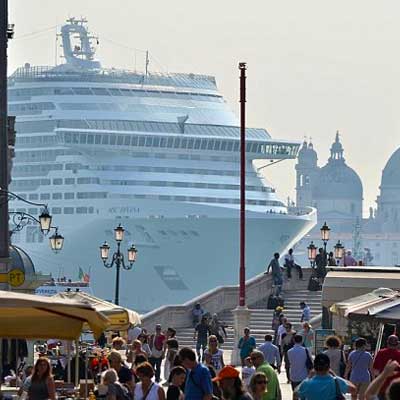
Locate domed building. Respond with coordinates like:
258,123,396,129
295,134,400,266
296,132,363,223
313,132,363,221
375,148,400,232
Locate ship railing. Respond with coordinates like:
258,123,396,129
287,206,316,217
8,65,218,90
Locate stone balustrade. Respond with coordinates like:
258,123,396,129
141,268,313,330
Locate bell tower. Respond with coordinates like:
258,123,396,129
295,140,319,208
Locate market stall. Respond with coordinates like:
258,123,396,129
53,291,140,331
0,290,110,396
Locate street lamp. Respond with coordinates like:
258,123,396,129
49,228,64,253
127,244,138,263
320,221,330,256
38,207,52,235
99,225,138,305
334,240,344,265
307,241,317,267
114,224,125,242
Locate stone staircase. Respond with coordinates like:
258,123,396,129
176,289,322,350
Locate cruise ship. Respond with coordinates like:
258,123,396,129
8,18,316,311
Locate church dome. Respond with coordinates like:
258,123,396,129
381,147,400,188
314,132,363,199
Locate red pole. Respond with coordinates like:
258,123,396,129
239,62,246,307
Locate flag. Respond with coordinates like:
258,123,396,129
78,267,84,281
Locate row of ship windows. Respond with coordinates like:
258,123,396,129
10,206,96,215
94,165,258,178
11,178,270,193
16,119,268,139
118,194,284,207
105,179,269,192
12,163,258,180
13,193,283,207
11,192,107,201
8,87,223,102
62,131,295,156
14,149,240,164
11,177,100,188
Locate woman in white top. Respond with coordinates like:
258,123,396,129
203,335,225,372
134,362,165,400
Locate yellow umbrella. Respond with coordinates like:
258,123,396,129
53,291,141,331
0,290,109,340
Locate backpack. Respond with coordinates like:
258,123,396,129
114,383,132,400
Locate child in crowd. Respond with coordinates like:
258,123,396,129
241,356,256,389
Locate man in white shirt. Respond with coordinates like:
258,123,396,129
127,325,142,344
284,248,304,280
300,302,311,322
287,334,311,391
258,334,281,373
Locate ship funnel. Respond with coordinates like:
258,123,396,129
60,17,101,69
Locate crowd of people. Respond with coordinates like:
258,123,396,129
12,317,400,400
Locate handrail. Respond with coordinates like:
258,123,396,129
141,269,313,330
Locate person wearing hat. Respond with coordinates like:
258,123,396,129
212,365,252,400
372,334,400,400
295,353,356,400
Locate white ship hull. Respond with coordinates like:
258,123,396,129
18,199,315,312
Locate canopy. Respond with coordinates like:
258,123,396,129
322,268,400,308
330,288,400,323
0,290,109,340
53,291,141,331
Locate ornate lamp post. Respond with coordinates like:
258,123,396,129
307,241,317,268
320,221,330,257
99,224,138,305
1,188,64,253
334,240,345,266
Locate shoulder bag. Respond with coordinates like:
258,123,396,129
334,378,346,400
304,348,313,370
339,350,346,377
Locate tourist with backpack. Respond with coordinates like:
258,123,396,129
287,335,312,392
295,353,356,400
178,347,213,400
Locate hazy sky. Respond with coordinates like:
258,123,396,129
8,0,400,214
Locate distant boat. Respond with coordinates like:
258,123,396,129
35,278,94,297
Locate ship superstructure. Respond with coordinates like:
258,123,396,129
8,18,316,311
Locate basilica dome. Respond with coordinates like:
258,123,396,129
381,147,400,188
314,132,363,200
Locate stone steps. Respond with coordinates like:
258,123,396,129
176,289,322,350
